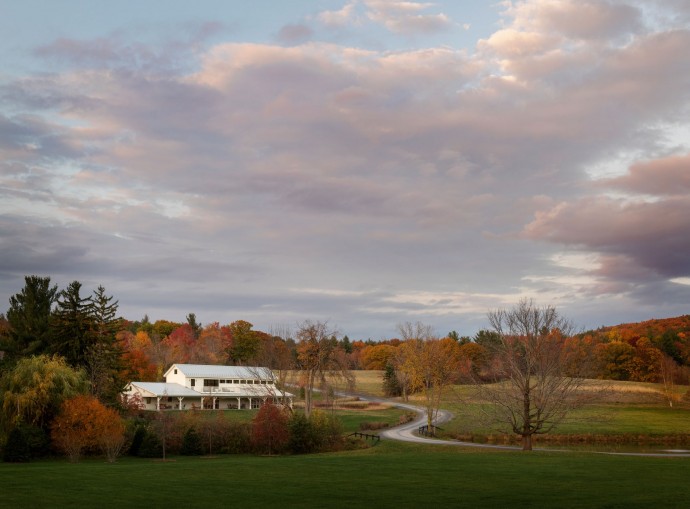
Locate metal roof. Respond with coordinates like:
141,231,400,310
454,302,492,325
127,382,201,397
126,381,293,399
166,364,274,380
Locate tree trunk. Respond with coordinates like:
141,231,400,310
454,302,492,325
522,434,532,451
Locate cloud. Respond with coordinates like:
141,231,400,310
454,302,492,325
316,0,453,35
602,153,690,196
524,194,690,278
276,23,314,45
317,2,360,27
499,0,642,41
2,1,690,336
364,0,453,35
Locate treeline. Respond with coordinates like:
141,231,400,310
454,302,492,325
2,275,690,460
3,276,688,390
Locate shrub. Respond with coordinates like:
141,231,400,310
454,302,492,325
3,425,51,462
218,422,252,454
137,431,163,458
180,427,203,456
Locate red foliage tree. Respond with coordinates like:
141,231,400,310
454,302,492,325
251,403,289,455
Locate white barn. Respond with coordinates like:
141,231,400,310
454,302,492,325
123,364,293,411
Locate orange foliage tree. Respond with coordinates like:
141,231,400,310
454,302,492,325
360,344,398,370
51,395,125,462
118,330,158,382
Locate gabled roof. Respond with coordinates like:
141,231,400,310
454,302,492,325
128,382,201,397
165,364,274,380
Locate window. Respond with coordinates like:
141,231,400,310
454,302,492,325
191,379,195,387
174,369,177,374
204,379,219,387
146,397,151,404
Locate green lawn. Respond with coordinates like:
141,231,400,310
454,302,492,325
2,441,689,508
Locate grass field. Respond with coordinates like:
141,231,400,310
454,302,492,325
2,441,689,508
350,371,690,440
3,372,690,507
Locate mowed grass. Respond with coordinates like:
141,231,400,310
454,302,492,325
2,441,689,509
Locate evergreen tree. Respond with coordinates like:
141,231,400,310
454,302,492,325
180,427,203,455
186,313,202,339
51,281,94,367
382,362,402,397
2,276,58,366
85,286,124,404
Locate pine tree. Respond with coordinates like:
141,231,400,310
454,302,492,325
2,276,58,365
382,362,402,397
51,281,94,367
180,427,203,456
85,286,124,404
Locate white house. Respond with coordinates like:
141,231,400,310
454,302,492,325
123,364,293,411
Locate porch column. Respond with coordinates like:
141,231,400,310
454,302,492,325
178,397,184,410
237,397,240,409
213,397,217,410
156,396,161,411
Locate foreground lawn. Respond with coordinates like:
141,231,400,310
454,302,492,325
2,441,689,508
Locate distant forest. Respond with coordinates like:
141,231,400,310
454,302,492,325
2,276,689,394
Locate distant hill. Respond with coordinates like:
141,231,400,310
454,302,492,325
592,315,690,341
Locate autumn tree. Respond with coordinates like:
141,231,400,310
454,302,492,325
360,343,397,370
2,276,58,365
251,403,289,455
472,299,591,451
659,354,678,407
193,322,230,364
51,395,125,462
296,320,353,418
394,323,460,431
0,355,88,439
162,324,198,363
118,330,158,382
392,322,435,402
255,325,297,407
227,320,261,364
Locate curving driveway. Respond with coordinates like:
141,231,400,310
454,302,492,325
354,393,690,456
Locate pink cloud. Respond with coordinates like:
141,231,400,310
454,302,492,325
603,154,690,195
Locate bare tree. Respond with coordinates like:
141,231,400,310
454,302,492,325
659,354,677,407
295,320,353,417
473,299,593,451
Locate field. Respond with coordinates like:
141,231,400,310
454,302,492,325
2,441,689,508
349,371,690,442
2,372,690,508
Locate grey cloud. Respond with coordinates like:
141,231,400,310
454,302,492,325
524,196,690,278
276,24,314,45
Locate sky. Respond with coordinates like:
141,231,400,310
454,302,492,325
1,0,690,340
